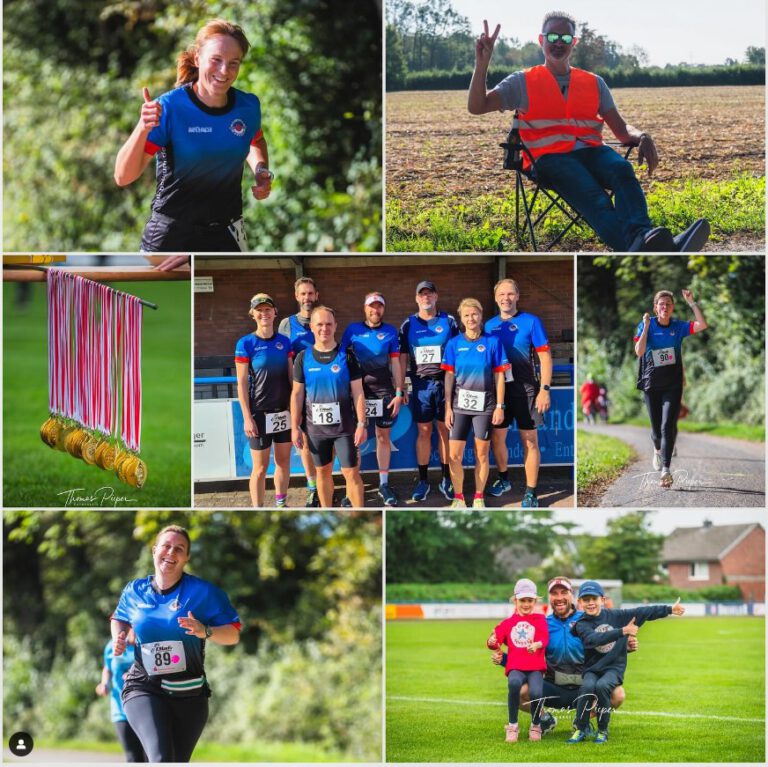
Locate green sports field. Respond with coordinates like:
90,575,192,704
386,617,765,762
3,279,191,507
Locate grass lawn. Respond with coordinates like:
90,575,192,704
621,417,765,442
576,429,634,502
386,617,765,762
3,280,191,507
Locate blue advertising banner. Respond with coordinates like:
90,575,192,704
231,387,574,477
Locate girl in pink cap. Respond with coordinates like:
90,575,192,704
487,578,549,743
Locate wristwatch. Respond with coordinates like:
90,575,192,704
542,384,551,392
204,625,213,638
357,420,367,428
255,166,275,182
495,403,505,410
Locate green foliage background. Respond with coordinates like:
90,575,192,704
3,510,382,760
577,255,765,426
3,0,382,252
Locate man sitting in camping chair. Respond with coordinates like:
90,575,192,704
468,11,710,252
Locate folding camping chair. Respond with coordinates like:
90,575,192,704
500,113,634,251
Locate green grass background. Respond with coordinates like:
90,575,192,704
576,430,634,493
386,617,765,762
3,280,191,507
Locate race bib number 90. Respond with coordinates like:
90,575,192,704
415,345,441,365
458,388,486,412
651,347,676,367
312,402,341,425
142,640,187,676
365,399,384,418
265,410,289,434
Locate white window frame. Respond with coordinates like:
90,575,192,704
689,561,710,580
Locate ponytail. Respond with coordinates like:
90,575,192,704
174,18,250,87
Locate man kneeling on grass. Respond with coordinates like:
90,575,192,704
567,580,685,745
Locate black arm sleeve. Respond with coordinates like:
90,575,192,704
346,348,363,381
573,621,625,649
293,350,306,384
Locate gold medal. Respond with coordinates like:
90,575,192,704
95,442,116,471
54,423,77,452
81,435,100,465
126,458,147,488
65,428,87,459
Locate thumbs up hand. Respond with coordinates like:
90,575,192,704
139,87,162,132
671,597,685,616
622,616,639,637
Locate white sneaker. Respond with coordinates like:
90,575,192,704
652,449,662,471
660,468,673,488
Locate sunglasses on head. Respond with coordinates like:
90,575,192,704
544,32,574,44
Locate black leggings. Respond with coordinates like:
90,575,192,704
124,693,208,763
114,720,146,762
507,670,544,725
643,386,683,468
574,668,622,733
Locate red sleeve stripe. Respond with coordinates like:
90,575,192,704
234,356,249,363
144,140,161,156
251,129,264,145
389,352,400,358
232,622,242,631
534,344,550,352
633,336,640,343
493,364,510,373
288,351,295,359
689,321,696,335
440,363,455,372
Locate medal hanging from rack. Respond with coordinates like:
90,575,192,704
40,269,147,487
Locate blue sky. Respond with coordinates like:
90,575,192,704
434,0,765,66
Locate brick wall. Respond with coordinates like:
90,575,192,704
194,256,574,360
721,526,765,601
667,561,724,590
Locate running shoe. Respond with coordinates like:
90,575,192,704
306,488,320,508
488,477,513,497
438,476,455,500
528,724,542,741
411,480,430,502
340,496,352,508
504,723,519,743
660,468,673,488
472,496,486,508
521,490,539,508
594,730,609,745
652,449,662,471
449,498,467,509
378,483,398,507
571,718,595,738
539,711,557,735
566,729,589,744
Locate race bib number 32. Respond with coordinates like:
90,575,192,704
265,410,289,434
142,640,187,676
458,388,486,412
651,347,676,367
312,402,341,425
415,345,441,365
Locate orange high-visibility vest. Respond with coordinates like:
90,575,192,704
517,65,604,169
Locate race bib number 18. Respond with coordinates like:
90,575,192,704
312,402,341,425
142,640,187,676
415,345,441,365
652,347,676,367
458,388,486,412
265,410,289,434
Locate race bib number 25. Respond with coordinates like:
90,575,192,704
265,410,289,434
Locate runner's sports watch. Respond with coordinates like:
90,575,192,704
542,384,551,392
204,625,213,638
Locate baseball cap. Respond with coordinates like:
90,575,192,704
416,280,437,293
365,293,386,306
250,293,276,309
577,580,605,598
548,576,573,593
513,578,538,599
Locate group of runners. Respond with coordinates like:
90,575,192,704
488,576,684,745
234,276,554,508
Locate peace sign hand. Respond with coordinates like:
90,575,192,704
475,20,500,68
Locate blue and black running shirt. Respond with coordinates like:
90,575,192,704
293,345,362,437
234,332,293,411
399,312,459,380
113,573,240,700
145,84,262,224
278,314,315,356
341,322,400,399
634,318,694,391
441,333,509,414
484,312,550,395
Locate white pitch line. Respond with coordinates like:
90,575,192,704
387,696,765,724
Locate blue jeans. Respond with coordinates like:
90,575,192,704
534,146,652,251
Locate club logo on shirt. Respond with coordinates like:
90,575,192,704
168,599,182,612
377,333,386,340
510,621,535,648
276,342,284,350
435,326,443,333
594,623,616,653
230,118,247,136
477,344,486,352
331,364,341,374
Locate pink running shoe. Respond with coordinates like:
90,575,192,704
529,724,542,741
504,723,519,743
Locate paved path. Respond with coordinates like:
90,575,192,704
195,467,574,509
5,748,121,762
580,423,765,507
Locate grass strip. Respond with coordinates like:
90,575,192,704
576,429,634,505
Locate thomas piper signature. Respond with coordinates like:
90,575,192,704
57,487,138,507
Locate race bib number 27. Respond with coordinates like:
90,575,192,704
415,345,441,365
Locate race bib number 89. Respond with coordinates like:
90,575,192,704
458,388,486,412
312,402,341,425
651,347,676,367
415,345,441,365
142,640,187,676
265,410,289,434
